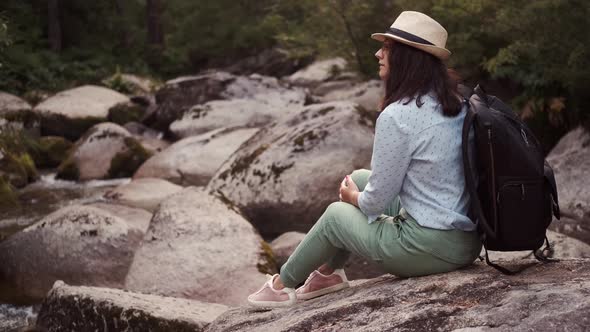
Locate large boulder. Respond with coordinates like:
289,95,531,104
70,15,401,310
37,281,229,332
546,127,590,244
206,259,590,331
285,57,350,87
208,101,376,237
104,178,183,212
33,85,130,140
0,91,32,114
134,127,259,186
0,203,151,304
169,74,307,139
56,122,151,181
124,187,271,306
143,72,235,132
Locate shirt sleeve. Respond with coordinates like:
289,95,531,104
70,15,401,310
357,105,413,223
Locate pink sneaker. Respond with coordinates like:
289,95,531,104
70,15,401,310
296,269,349,300
247,274,297,308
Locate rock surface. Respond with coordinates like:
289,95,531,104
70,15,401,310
134,127,259,186
546,127,590,244
37,281,229,332
104,177,183,212
57,122,151,181
286,58,349,87
0,91,32,114
33,85,129,140
223,48,312,77
317,80,383,112
208,101,375,237
169,74,307,138
206,259,590,332
125,187,270,306
0,203,151,304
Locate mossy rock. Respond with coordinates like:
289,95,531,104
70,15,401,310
257,240,278,275
0,175,19,211
56,156,80,181
40,113,106,141
107,102,147,126
0,129,39,188
29,136,74,169
107,137,152,179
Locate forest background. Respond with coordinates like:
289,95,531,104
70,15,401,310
1,0,589,152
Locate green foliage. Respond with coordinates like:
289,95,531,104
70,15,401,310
102,66,133,94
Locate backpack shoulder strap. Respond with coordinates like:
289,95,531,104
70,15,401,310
461,100,496,238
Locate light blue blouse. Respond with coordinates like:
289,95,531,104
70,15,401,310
357,94,476,231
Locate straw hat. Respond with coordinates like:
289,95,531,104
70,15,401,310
371,11,451,60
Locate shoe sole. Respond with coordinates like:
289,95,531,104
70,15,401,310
247,298,297,308
297,282,350,301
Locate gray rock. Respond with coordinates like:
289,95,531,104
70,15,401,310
37,281,229,332
270,231,307,267
134,127,259,186
484,230,590,261
206,259,590,332
0,91,32,114
317,80,383,112
33,85,129,140
57,122,151,181
0,204,151,304
145,72,236,132
546,127,590,244
104,177,183,212
0,91,39,136
285,58,350,87
208,101,376,237
125,187,271,306
169,74,307,139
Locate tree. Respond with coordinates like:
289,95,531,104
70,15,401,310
48,0,61,52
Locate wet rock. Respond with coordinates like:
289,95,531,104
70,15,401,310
56,123,151,181
33,85,129,141
0,204,151,304
208,101,375,237
206,259,590,332
134,127,259,186
317,80,383,112
169,74,306,139
546,127,590,244
285,58,350,87
125,187,270,306
104,178,183,212
37,281,229,332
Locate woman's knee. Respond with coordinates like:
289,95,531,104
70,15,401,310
320,202,358,228
350,169,371,190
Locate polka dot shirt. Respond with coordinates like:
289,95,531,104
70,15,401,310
358,94,476,231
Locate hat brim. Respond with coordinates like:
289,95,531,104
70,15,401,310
371,33,451,60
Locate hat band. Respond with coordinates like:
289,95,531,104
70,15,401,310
386,27,434,46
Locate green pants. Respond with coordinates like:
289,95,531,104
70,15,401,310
280,169,482,288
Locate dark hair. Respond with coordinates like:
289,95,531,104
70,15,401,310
380,41,461,116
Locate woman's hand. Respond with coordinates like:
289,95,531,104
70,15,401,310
339,175,360,207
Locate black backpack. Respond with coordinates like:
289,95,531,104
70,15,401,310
461,85,561,274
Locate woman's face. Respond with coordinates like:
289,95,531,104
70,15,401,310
375,41,393,80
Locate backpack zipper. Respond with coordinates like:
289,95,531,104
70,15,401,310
487,126,498,231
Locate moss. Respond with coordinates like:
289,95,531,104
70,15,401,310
107,137,152,179
0,175,19,211
1,109,41,133
108,102,146,125
228,144,269,177
30,136,73,169
257,240,278,275
0,129,39,187
40,113,105,141
56,155,80,181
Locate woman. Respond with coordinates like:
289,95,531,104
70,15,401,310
248,11,481,308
